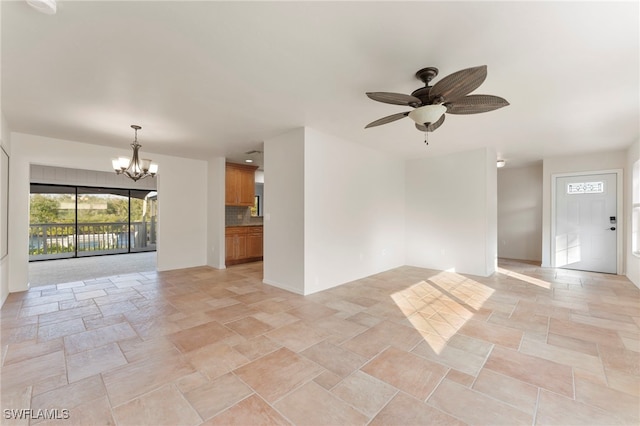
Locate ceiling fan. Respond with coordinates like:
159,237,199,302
365,65,509,132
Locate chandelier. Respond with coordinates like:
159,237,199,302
112,125,158,182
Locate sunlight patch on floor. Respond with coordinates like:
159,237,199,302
497,267,551,289
391,271,494,354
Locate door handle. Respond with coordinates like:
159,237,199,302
607,227,616,231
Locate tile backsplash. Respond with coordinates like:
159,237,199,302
226,206,264,226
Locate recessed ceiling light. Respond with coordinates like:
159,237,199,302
245,159,253,163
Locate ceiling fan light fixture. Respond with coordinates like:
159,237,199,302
365,65,509,133
26,0,57,15
408,105,447,127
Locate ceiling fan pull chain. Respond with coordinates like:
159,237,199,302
424,131,428,146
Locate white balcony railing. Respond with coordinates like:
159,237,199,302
29,221,156,260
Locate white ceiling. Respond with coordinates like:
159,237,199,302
2,1,638,168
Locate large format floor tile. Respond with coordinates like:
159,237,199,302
1,259,639,425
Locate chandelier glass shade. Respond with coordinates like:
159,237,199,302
112,125,158,182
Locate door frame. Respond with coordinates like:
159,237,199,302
550,169,623,274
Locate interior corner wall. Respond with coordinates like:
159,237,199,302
541,150,627,268
626,140,640,287
485,148,498,274
405,147,497,277
263,128,305,294
497,163,543,262
8,133,208,291
1,112,11,307
303,128,405,295
207,156,226,269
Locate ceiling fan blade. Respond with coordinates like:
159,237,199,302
445,95,510,114
414,114,445,132
366,92,421,106
365,111,410,129
429,65,487,103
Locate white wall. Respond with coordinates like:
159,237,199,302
303,128,405,294
0,0,6,308
1,113,11,307
263,128,305,294
132,151,207,272
497,163,543,262
207,156,226,269
30,164,156,190
405,147,497,277
485,148,498,274
541,150,627,268
626,140,640,287
0,1,8,306
8,133,208,291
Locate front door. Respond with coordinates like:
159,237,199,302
555,173,617,274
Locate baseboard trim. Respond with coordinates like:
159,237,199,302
262,278,304,295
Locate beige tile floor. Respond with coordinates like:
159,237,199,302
1,259,639,425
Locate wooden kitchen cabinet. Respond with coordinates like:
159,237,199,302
225,163,258,206
225,226,263,265
246,226,264,259
225,227,246,263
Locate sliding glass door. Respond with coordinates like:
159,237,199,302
130,190,157,253
76,187,130,257
29,184,158,261
29,185,76,260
